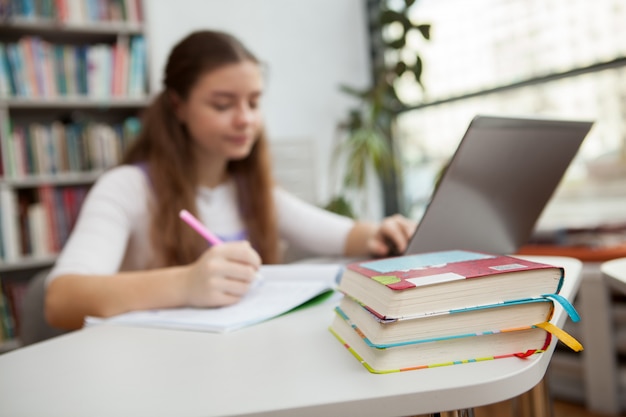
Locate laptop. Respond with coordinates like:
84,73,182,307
405,115,593,255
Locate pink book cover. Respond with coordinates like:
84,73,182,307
344,250,563,292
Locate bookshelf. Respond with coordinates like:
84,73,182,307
0,0,149,352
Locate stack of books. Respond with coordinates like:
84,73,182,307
329,250,583,373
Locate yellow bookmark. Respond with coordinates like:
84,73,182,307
536,322,584,352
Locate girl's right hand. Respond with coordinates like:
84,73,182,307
183,241,261,307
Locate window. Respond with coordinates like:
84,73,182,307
393,0,626,218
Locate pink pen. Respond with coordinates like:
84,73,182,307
179,209,223,246
179,209,263,286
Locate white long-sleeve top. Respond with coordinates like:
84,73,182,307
47,165,354,283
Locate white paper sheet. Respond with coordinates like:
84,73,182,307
85,264,342,333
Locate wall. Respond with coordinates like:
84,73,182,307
144,0,372,209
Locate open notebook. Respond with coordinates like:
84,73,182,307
85,264,342,333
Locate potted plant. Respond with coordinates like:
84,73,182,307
325,0,430,218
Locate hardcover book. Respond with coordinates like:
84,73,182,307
329,309,560,374
335,293,579,347
336,250,564,318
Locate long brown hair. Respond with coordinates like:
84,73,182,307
123,30,280,266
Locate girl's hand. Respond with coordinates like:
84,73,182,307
367,214,417,257
183,241,261,307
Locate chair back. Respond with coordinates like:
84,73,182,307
19,269,68,346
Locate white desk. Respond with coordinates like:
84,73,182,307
602,257,626,294
0,256,581,417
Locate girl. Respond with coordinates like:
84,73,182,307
45,30,416,330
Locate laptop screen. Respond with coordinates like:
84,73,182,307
405,115,593,255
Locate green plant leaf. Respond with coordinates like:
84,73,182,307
368,129,394,176
379,9,404,25
339,84,369,99
411,56,424,85
324,196,356,218
414,24,431,40
333,1,431,214
340,123,395,190
394,61,408,77
386,37,406,49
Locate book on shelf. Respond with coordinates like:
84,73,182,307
0,35,147,98
27,202,50,257
0,280,17,343
0,185,20,262
4,43,25,97
17,192,31,255
38,184,59,253
3,118,140,179
85,264,342,333
0,43,11,97
127,35,146,97
111,35,129,97
0,213,4,260
0,277,28,343
336,249,565,319
0,184,89,262
87,43,113,98
0,0,143,26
